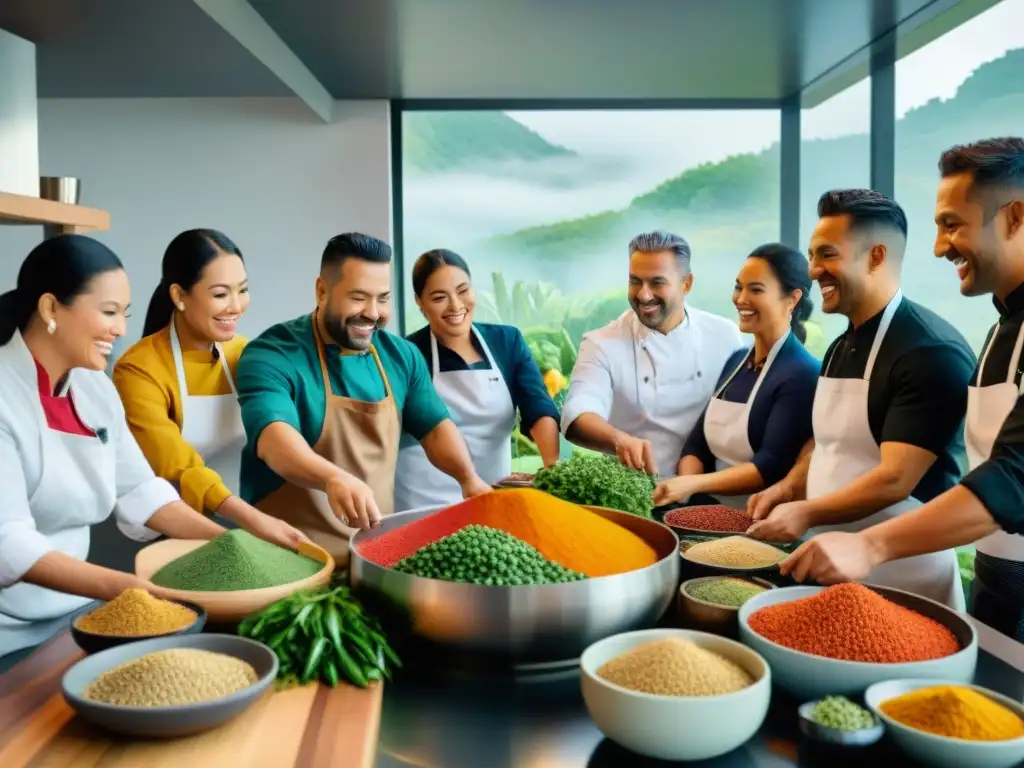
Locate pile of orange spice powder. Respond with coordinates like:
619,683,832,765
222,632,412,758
746,583,960,663
358,488,658,577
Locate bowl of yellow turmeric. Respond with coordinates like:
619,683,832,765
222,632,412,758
70,589,206,655
865,679,1024,768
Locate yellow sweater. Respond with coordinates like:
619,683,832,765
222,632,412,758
112,327,247,514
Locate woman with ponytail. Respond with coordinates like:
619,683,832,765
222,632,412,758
113,230,304,552
653,243,820,509
0,235,229,666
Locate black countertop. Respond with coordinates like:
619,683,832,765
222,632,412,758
374,640,1024,768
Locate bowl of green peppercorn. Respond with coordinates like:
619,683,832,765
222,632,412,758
798,696,884,746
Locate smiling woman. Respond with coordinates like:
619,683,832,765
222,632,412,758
112,230,306,553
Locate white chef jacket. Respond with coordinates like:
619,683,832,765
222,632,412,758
561,307,746,479
0,331,178,594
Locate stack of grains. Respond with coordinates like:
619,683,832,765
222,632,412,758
151,530,321,591
665,506,753,534
597,638,753,696
683,536,786,569
685,577,768,608
810,696,877,732
358,489,658,577
393,525,587,586
746,583,960,663
74,589,197,636
880,685,1024,741
82,648,258,707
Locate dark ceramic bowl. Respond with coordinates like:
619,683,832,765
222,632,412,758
69,598,206,655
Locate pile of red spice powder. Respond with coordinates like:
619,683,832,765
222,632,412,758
355,503,481,568
746,583,960,663
664,505,752,533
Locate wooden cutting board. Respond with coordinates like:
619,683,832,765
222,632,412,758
0,631,382,768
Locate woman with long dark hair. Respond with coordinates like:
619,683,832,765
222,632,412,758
0,235,226,664
653,243,820,509
113,230,304,550
393,248,561,511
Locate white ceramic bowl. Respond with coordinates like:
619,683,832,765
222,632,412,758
579,628,771,761
865,679,1024,768
737,584,977,700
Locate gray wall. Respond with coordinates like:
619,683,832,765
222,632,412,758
0,98,393,342
0,97,393,571
0,27,38,196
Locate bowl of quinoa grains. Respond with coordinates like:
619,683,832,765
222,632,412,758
61,634,277,738
679,576,774,637
70,589,206,654
580,628,771,761
737,583,978,700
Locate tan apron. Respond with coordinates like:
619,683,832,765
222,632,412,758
255,312,399,565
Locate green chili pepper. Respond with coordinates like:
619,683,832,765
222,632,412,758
303,637,329,682
336,645,368,687
324,660,340,687
324,605,345,650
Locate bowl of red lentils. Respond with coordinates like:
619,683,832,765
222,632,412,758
737,583,978,701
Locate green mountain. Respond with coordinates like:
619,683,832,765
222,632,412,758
403,111,574,173
484,47,1024,350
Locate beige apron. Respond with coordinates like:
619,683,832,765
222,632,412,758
255,312,400,565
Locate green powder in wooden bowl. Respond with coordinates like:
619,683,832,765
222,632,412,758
151,530,321,591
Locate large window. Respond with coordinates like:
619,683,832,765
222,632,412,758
800,79,873,354
401,109,781,338
895,0,1024,352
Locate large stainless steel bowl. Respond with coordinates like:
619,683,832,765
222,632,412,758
349,505,679,667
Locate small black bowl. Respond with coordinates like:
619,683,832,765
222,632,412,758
70,598,207,655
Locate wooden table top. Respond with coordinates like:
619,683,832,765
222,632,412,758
0,630,382,768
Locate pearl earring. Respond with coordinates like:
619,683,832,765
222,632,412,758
176,303,185,312
47,319,56,335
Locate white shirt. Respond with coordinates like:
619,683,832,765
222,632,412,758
0,332,178,589
561,307,746,478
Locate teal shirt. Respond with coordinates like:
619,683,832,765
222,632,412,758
236,313,449,504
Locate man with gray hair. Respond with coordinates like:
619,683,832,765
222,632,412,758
561,230,745,479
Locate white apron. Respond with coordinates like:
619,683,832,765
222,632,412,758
806,291,965,611
393,327,517,511
968,320,1024,560
0,380,120,657
703,331,789,510
170,320,245,503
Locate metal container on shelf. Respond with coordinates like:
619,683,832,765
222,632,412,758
39,176,81,204
349,505,680,669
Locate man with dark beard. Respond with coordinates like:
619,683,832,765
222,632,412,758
235,233,490,563
561,231,745,479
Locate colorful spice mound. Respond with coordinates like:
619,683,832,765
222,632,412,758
151,530,321,591
82,648,258,707
597,638,753,696
881,685,1024,741
747,583,960,663
74,589,197,636
686,577,768,608
358,488,658,577
810,696,877,732
665,505,752,533
684,536,786,568
239,581,400,689
533,453,656,518
394,525,587,585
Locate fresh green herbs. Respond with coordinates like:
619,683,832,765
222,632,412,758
238,583,399,689
393,525,587,586
533,454,656,518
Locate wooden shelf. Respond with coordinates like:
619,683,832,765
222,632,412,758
0,191,110,233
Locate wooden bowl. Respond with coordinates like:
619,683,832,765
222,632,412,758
135,539,335,623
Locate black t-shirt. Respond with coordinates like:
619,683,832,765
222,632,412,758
820,295,977,503
961,282,1024,534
